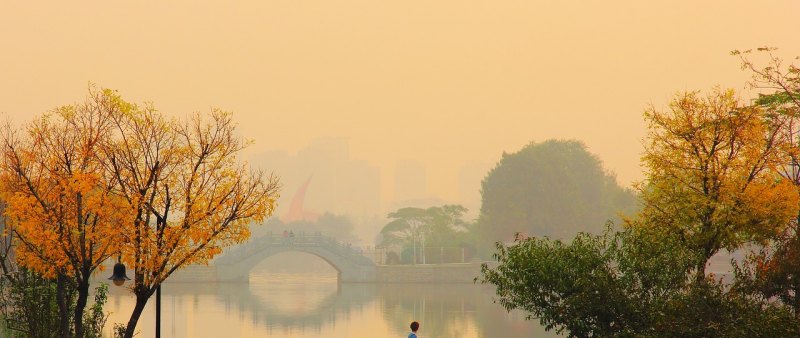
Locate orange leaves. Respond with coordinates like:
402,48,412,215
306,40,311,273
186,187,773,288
99,94,280,290
636,88,800,262
736,178,798,239
0,86,131,281
0,85,280,298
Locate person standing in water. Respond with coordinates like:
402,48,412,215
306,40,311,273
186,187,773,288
408,321,420,338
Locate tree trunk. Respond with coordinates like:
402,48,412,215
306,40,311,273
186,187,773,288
795,218,800,320
56,274,70,338
413,238,417,265
124,292,151,338
695,243,717,284
695,261,707,283
794,284,800,321
73,277,89,338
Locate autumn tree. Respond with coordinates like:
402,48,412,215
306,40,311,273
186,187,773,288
636,87,799,282
731,48,800,318
101,96,280,338
0,88,129,338
0,204,14,294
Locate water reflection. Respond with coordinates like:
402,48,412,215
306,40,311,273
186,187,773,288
378,284,544,338
220,273,375,330
102,256,557,337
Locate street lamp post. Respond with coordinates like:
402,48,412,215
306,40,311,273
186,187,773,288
109,261,161,338
156,284,161,338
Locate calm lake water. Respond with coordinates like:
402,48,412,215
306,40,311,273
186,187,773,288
102,253,557,338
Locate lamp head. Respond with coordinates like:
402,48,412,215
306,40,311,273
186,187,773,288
108,262,130,286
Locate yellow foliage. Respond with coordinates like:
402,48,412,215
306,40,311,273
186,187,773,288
634,88,800,269
0,86,280,296
103,98,280,291
0,87,132,281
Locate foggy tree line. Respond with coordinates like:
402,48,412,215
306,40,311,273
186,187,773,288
376,139,637,264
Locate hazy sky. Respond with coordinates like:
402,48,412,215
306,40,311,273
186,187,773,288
2,1,799,204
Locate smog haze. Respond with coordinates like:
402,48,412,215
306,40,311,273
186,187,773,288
1,0,799,218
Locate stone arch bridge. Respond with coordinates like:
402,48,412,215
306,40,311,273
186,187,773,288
166,232,482,284
209,233,376,283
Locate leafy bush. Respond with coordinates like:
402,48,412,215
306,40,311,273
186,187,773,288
0,269,109,338
478,226,799,337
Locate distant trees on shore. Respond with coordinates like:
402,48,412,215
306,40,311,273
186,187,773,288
477,139,637,243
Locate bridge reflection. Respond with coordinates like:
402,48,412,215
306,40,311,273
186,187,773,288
156,280,373,330
151,281,558,337
224,281,373,330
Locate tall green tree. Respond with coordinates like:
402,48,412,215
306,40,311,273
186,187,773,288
422,205,470,246
377,205,471,264
477,140,636,244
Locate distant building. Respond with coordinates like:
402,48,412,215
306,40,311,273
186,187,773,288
393,160,427,203
250,137,381,225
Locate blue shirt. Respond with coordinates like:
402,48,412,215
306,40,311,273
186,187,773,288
408,333,417,338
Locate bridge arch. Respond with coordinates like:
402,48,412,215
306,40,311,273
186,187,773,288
251,248,344,274
214,234,376,283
